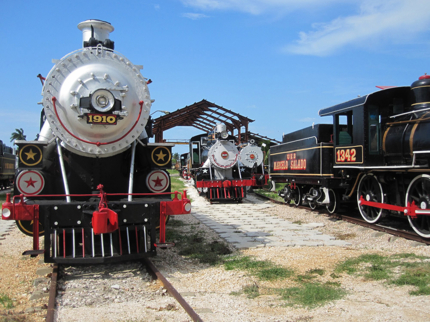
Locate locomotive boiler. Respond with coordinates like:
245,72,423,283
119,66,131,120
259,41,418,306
270,74,430,238
1,20,191,264
190,124,268,202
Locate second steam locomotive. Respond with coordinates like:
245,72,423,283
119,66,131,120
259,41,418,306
270,74,430,238
188,124,269,202
2,20,191,264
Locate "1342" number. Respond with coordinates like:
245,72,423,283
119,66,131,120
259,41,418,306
336,148,356,162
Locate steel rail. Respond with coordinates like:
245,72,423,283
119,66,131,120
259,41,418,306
46,264,59,322
142,257,203,322
46,259,203,322
252,191,430,245
339,214,430,245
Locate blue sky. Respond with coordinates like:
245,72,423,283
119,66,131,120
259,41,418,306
1,0,430,155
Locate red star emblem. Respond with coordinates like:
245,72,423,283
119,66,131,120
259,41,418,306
152,176,164,187
25,177,37,188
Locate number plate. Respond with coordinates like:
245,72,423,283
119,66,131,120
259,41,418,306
86,113,118,125
335,146,363,164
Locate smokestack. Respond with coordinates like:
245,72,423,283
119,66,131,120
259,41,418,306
77,19,114,49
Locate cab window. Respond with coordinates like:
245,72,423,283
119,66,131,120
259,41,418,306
335,111,353,145
368,105,380,154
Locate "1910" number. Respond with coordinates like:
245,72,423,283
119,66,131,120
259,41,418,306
336,148,356,162
87,114,117,125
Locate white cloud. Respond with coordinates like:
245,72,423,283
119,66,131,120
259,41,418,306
180,0,342,15
180,0,430,56
182,12,209,20
285,0,430,56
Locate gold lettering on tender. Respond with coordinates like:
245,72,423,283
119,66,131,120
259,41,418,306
274,161,288,171
290,159,306,170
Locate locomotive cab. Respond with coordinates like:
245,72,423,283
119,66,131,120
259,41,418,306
319,86,412,168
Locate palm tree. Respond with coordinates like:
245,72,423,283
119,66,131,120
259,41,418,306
10,128,26,145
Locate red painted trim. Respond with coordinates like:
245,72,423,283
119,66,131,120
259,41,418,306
52,97,144,146
358,196,423,219
196,179,254,188
15,190,183,199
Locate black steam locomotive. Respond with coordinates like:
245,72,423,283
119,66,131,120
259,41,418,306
0,141,15,189
1,20,191,264
189,124,268,202
178,152,189,178
270,75,430,238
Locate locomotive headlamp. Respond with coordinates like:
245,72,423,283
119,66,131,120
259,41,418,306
184,202,191,212
221,131,229,139
2,207,11,218
91,89,115,113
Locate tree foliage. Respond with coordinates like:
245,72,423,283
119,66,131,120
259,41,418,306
10,128,26,144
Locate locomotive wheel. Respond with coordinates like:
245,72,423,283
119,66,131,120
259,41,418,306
292,186,301,207
16,220,44,237
357,173,387,223
282,185,291,204
308,187,318,210
326,189,338,214
405,174,430,238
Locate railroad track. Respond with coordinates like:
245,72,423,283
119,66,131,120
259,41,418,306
252,191,430,245
46,259,203,322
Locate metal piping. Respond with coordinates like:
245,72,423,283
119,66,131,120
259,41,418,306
56,139,71,202
208,158,213,180
128,141,137,201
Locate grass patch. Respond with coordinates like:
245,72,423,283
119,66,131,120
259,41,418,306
243,284,260,299
0,293,13,309
276,282,346,308
252,189,285,202
391,264,430,295
166,169,178,175
224,255,343,307
296,269,325,282
169,172,193,202
335,254,388,275
224,256,272,271
166,223,232,265
257,267,295,281
335,253,430,295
